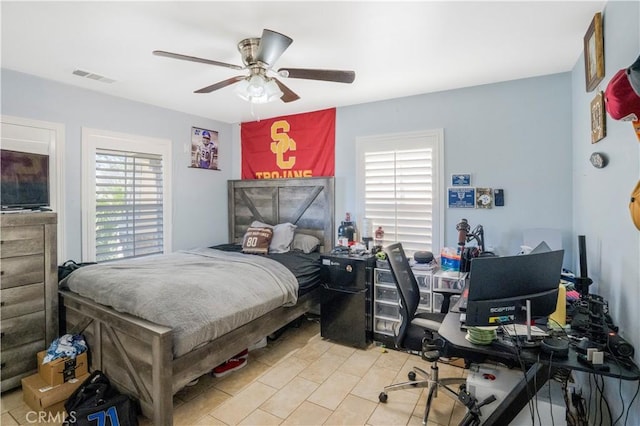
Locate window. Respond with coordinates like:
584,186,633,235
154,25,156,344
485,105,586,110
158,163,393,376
82,128,172,262
1,115,66,259
356,130,443,257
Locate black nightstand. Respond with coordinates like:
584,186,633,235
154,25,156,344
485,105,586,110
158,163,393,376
319,253,376,348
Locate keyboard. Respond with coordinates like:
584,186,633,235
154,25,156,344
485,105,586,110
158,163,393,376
500,323,548,338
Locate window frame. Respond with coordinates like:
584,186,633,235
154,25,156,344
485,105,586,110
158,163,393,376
81,127,172,262
1,115,66,259
355,129,444,256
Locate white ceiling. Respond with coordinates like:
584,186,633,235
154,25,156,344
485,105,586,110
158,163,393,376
2,1,606,124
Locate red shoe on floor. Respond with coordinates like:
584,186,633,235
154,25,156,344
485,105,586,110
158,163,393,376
212,349,248,378
212,357,247,378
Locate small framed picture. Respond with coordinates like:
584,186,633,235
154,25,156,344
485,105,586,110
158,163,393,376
448,187,476,208
590,91,606,143
451,174,471,186
584,12,604,92
191,127,220,170
475,187,493,209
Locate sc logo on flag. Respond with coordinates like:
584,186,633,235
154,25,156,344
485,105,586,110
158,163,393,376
270,120,296,169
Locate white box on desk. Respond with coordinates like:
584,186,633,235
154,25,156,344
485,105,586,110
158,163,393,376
466,364,567,426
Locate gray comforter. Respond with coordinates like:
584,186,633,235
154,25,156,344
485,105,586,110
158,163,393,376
60,248,298,357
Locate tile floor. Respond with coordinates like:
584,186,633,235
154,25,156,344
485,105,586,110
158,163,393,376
1,317,469,425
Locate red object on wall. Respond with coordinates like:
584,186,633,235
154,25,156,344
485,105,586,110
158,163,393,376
241,108,335,179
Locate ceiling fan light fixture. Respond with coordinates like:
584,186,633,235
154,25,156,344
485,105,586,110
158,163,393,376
247,75,266,97
263,78,283,102
235,75,282,104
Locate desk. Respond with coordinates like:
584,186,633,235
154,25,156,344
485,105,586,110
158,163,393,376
438,311,640,425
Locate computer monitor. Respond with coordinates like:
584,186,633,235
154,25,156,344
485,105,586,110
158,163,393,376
464,249,564,327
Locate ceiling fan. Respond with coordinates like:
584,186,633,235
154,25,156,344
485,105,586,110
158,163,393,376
153,29,356,104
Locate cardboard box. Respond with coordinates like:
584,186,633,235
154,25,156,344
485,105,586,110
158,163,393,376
37,351,89,386
21,372,89,417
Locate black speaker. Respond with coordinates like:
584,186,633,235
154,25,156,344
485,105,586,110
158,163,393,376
608,332,635,358
540,337,569,358
414,251,434,264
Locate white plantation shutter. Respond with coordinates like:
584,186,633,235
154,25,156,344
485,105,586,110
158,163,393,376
356,130,443,258
82,128,172,262
95,149,164,261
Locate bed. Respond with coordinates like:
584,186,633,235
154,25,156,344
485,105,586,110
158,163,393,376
59,177,335,425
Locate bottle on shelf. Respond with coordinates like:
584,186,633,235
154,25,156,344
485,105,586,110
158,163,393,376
362,218,373,249
374,226,384,247
338,212,356,243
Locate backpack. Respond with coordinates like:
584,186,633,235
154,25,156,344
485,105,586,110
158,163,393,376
58,260,97,283
64,370,138,426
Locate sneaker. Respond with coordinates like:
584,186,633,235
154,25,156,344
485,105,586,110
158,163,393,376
235,349,249,360
212,356,247,378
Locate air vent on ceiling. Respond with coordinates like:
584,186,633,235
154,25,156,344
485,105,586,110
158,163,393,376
72,69,116,84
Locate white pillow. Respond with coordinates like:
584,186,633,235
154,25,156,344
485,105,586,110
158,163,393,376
292,233,321,254
250,221,297,253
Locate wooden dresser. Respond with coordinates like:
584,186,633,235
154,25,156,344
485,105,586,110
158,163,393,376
1,212,58,391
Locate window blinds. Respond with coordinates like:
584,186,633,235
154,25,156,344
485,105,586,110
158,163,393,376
94,149,164,261
364,148,434,255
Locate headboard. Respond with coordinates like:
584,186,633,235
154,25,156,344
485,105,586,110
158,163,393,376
228,177,335,251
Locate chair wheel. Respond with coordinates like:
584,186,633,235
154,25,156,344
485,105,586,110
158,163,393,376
379,392,388,403
408,371,416,381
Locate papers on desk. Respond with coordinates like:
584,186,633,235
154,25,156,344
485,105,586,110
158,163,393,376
500,323,548,338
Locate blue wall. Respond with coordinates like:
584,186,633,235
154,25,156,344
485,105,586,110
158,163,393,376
1,69,234,257
334,73,573,260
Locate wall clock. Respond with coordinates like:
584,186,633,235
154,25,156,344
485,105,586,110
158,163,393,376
590,152,608,168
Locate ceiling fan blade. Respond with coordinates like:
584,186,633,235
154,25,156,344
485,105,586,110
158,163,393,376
255,29,293,67
273,78,300,103
194,76,246,94
153,50,243,71
278,68,356,84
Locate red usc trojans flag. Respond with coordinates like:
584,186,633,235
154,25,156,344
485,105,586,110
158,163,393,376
241,108,335,179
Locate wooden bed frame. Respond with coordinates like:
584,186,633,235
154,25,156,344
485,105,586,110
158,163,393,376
59,177,335,425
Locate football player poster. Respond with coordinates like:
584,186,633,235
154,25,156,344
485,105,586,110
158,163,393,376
191,127,219,170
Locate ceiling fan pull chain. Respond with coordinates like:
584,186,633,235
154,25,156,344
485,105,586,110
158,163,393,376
250,102,259,121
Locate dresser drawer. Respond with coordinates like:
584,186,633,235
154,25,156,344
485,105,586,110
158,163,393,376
0,254,45,289
415,273,432,291
1,311,46,350
375,284,398,303
1,283,45,319
374,268,394,285
1,340,44,379
375,300,400,319
0,225,44,258
419,292,432,310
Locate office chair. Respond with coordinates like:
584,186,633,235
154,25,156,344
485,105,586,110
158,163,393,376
378,243,466,425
